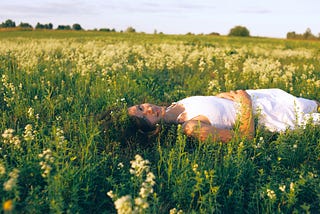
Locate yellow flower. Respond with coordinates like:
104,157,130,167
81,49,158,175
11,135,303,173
3,199,13,212
266,188,276,200
279,185,286,192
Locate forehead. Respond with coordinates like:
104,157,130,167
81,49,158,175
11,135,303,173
141,103,151,106
139,103,155,108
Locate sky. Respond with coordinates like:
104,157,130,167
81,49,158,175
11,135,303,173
1,0,319,38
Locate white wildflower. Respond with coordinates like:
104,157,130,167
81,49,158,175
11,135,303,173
23,124,35,141
279,185,286,192
27,107,34,118
109,154,156,214
170,208,184,214
3,168,19,191
1,74,17,107
192,164,198,173
2,128,21,148
2,128,15,139
117,162,124,169
134,197,145,207
55,127,66,147
107,190,115,199
290,182,294,192
130,154,150,177
114,195,133,214
39,149,54,178
0,163,5,175
266,188,276,200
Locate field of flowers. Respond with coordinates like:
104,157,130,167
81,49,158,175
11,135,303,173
0,31,319,213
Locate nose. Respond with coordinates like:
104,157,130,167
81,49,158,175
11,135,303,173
127,106,136,116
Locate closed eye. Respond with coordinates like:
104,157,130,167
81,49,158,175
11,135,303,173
138,105,143,111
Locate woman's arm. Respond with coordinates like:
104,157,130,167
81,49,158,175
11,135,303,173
182,90,254,143
182,120,233,142
217,90,255,139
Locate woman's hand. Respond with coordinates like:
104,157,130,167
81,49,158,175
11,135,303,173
216,90,251,104
217,90,254,139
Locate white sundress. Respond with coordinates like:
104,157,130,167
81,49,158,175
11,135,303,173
173,88,319,132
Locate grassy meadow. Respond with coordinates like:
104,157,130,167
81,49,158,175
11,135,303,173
0,30,320,213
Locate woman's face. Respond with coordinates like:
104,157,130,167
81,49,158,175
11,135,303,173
128,103,164,126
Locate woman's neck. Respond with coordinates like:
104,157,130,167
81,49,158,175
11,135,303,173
163,103,185,124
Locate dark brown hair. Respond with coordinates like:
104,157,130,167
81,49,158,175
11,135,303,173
130,115,156,133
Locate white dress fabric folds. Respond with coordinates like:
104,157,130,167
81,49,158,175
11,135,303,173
174,88,319,132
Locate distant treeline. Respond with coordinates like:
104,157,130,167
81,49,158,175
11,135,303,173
0,19,116,32
286,28,320,40
0,19,249,37
1,19,319,40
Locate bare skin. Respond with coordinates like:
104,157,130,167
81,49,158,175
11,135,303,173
127,103,166,126
216,90,255,139
128,90,254,143
182,90,254,142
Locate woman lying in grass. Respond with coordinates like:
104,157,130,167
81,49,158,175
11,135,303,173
128,88,320,142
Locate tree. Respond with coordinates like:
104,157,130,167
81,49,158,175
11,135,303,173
286,28,317,40
99,28,111,32
125,26,136,33
72,23,82,31
208,32,220,36
35,22,53,30
19,22,33,29
99,28,116,32
57,25,71,30
286,31,297,39
0,19,16,28
228,25,250,37
303,28,315,39
47,23,53,30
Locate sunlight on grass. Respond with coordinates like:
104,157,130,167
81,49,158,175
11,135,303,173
0,31,319,213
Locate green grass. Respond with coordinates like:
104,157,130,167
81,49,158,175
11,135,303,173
0,30,319,213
